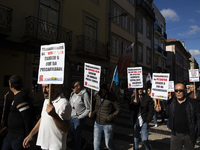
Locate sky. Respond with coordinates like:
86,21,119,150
153,0,200,66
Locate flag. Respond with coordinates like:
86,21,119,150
146,73,152,83
113,66,119,85
117,43,134,74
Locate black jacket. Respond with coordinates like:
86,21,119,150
166,97,200,142
93,92,122,125
130,94,154,124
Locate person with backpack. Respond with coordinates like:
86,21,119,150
68,81,90,150
0,75,34,150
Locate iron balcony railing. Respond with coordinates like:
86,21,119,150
136,0,155,21
24,16,72,49
154,44,167,57
154,23,162,34
0,4,12,31
76,35,108,58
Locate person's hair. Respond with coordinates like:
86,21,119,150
9,75,23,90
72,80,82,88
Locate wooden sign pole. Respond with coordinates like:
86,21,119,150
48,84,52,104
90,89,93,112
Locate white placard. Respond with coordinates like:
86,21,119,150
189,69,199,82
38,43,65,84
127,67,143,88
151,73,170,100
84,63,101,91
168,81,174,92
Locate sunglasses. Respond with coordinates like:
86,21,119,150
175,89,184,93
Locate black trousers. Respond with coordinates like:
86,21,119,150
170,133,195,150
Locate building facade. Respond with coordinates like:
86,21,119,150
166,39,191,84
0,0,109,100
152,3,167,73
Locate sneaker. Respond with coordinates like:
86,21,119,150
154,124,158,127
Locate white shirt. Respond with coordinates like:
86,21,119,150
36,94,72,150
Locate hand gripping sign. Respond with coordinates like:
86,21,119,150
151,73,170,100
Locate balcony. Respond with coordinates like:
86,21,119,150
154,44,167,57
76,35,108,59
154,23,162,35
0,4,12,36
136,0,155,21
24,16,72,50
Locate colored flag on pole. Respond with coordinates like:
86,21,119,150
113,66,119,85
117,43,134,74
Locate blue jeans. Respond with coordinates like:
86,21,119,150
1,134,26,150
153,111,157,125
133,123,151,150
68,117,86,150
167,118,170,128
93,121,116,150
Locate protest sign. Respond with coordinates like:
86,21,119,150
189,69,199,82
151,73,170,100
168,81,174,92
38,43,65,84
127,67,143,88
84,63,101,91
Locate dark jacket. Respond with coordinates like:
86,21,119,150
130,94,154,124
93,92,122,125
165,97,200,142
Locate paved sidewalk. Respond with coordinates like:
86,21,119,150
68,102,200,150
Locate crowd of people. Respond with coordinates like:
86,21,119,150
1,75,200,150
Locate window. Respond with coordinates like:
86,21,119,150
167,53,171,60
128,0,134,5
146,23,151,39
85,17,97,40
138,15,143,33
130,19,134,34
122,15,127,29
113,7,120,24
154,38,158,50
161,43,164,49
39,0,59,40
112,37,119,55
138,44,143,62
122,42,128,54
155,57,158,66
161,25,164,35
146,48,151,64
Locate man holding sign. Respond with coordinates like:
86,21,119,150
129,88,154,150
23,84,71,150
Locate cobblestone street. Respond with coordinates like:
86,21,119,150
70,102,200,150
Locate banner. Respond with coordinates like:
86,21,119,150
127,67,143,88
117,43,134,74
84,63,101,91
38,43,65,84
151,73,170,100
189,69,199,82
168,81,174,92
